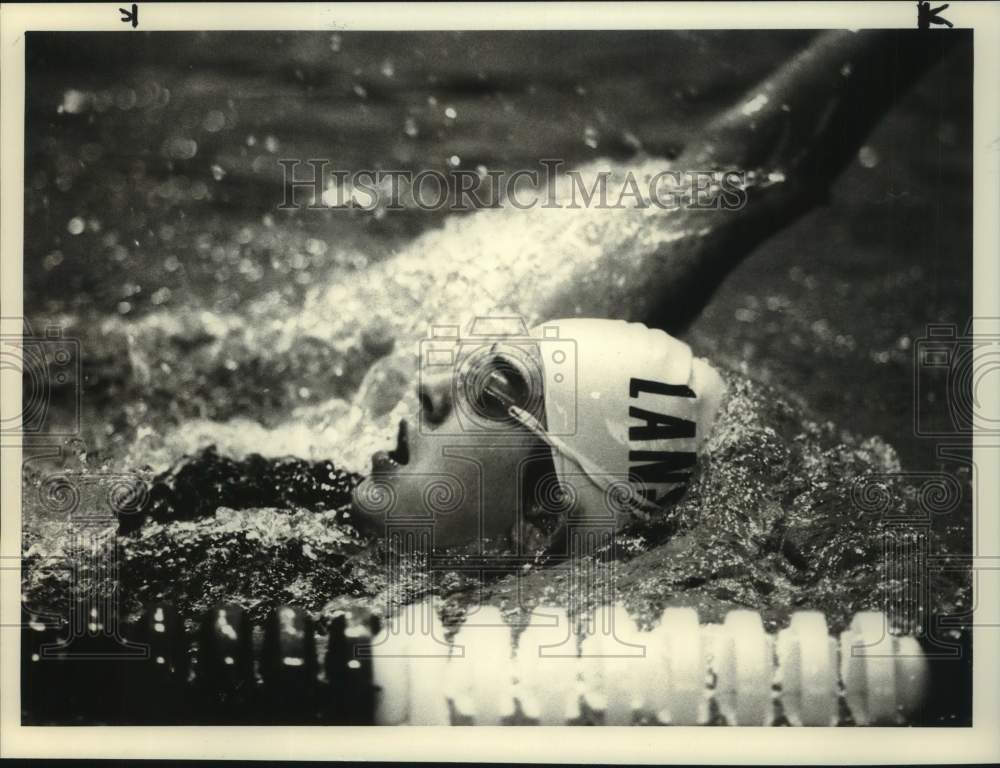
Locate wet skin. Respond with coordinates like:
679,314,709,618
351,346,549,547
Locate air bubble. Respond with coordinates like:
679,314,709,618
858,145,879,169
151,287,172,305
60,90,89,114
203,110,226,133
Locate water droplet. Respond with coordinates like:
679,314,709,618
264,135,279,153
858,145,879,169
403,116,419,138
203,110,226,133
583,126,599,149
329,33,342,52
164,137,198,160
150,287,172,305
352,83,368,99
380,59,395,78
60,90,89,114
448,154,460,167
43,251,64,271
444,106,457,120
740,93,769,117
117,301,132,315
211,164,226,181
305,238,328,257
67,217,85,235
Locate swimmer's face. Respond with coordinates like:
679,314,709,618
350,342,545,547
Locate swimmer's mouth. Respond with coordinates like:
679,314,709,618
370,419,409,473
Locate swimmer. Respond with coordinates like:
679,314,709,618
101,31,956,551
351,317,725,549
346,30,958,550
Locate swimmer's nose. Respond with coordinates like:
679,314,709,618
418,371,453,428
387,419,409,465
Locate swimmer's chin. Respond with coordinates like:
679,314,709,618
349,475,393,535
349,422,410,533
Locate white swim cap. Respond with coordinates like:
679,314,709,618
510,319,725,529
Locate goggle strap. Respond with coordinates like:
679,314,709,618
507,405,656,521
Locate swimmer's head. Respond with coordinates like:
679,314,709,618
350,318,725,548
